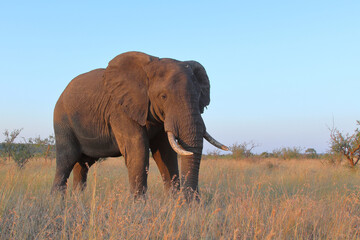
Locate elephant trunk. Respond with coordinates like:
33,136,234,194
179,152,202,201
165,112,205,201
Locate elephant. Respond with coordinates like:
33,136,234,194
52,51,228,200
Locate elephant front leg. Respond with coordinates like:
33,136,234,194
113,128,150,198
111,115,150,198
124,138,150,198
150,130,180,195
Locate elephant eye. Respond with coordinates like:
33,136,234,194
160,94,167,101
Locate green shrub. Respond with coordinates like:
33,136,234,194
1,129,22,163
12,142,35,169
330,121,360,167
260,152,270,158
282,147,303,160
305,148,318,159
29,135,56,161
271,147,302,160
1,129,55,169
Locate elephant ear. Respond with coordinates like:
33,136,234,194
103,52,154,126
184,61,210,113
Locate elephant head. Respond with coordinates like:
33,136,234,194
103,52,228,199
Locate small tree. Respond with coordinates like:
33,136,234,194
330,121,360,167
230,141,258,159
305,148,318,159
1,129,38,168
1,129,22,162
12,139,35,169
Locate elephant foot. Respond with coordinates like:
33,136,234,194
182,187,200,203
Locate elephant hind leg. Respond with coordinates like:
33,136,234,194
51,128,82,193
73,156,96,191
52,160,78,193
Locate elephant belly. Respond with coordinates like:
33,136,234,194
67,112,120,157
71,123,120,158
79,136,121,158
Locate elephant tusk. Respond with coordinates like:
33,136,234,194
204,131,229,151
167,132,194,156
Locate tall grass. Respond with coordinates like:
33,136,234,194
1,158,360,239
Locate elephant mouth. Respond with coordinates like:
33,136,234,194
167,131,229,156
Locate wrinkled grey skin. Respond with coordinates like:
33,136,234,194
52,51,212,200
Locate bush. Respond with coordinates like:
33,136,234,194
260,152,270,158
0,129,55,169
305,148,318,159
230,141,258,159
282,147,303,159
12,142,35,169
271,147,302,160
271,148,282,158
320,153,343,166
330,121,360,167
1,129,22,163
29,135,55,161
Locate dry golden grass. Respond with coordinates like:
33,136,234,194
1,157,360,239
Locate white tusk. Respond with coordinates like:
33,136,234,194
167,132,194,156
204,131,229,151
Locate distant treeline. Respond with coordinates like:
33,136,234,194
3,119,360,169
0,143,55,154
204,143,321,160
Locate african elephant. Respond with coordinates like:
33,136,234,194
52,51,228,200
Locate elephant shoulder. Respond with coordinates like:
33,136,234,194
70,68,106,88
57,68,107,114
62,68,105,96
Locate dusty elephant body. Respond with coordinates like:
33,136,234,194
52,51,228,200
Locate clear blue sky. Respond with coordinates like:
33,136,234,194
1,1,359,154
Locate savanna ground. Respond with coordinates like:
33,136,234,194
1,157,360,239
